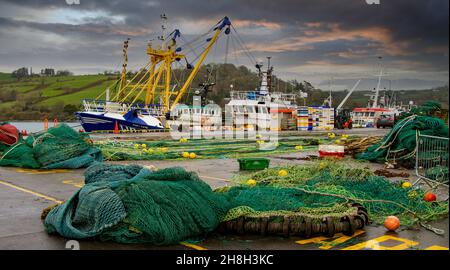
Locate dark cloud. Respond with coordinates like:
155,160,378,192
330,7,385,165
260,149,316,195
0,0,448,89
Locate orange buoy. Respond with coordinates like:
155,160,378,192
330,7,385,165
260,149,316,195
44,118,49,131
114,121,119,134
423,192,437,202
384,216,400,231
21,130,28,136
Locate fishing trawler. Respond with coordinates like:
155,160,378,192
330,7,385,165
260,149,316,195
169,59,300,132
225,57,298,131
351,58,407,128
76,15,233,132
168,77,223,132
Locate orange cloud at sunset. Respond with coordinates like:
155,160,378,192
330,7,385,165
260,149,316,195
247,23,414,57
233,19,282,30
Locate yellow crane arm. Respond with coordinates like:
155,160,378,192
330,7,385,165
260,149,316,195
147,64,165,106
169,20,228,112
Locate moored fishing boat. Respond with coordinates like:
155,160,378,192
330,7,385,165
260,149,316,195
76,15,233,132
225,58,298,131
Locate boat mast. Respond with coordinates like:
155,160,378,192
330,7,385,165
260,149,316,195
170,17,232,111
266,56,273,93
119,38,130,100
328,77,333,107
144,14,182,110
372,56,384,108
107,16,231,114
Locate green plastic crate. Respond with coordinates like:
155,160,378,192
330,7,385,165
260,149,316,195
237,158,270,171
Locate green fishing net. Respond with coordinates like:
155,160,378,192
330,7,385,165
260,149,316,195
397,100,444,121
96,137,324,161
231,161,448,225
357,115,449,167
0,124,103,169
43,161,448,245
44,163,231,245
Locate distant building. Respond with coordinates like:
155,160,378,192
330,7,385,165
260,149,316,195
40,68,55,76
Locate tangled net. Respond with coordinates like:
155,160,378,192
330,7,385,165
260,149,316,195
42,161,447,245
231,161,448,226
43,163,231,245
96,137,324,161
397,100,445,121
357,115,449,168
0,124,103,169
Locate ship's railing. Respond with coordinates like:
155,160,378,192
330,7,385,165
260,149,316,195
229,91,266,101
270,92,297,102
229,91,296,103
81,99,166,116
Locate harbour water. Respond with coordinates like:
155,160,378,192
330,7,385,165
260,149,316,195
9,122,80,133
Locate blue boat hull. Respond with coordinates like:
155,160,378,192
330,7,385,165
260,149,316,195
76,112,164,132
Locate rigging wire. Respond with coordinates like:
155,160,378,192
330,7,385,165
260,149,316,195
229,33,240,67
180,35,201,59
224,33,230,64
230,25,258,65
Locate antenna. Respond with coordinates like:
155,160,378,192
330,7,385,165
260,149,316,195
372,56,385,108
266,56,273,92
328,77,334,107
159,14,168,43
119,37,130,100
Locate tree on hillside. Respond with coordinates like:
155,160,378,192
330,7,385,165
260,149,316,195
63,104,80,115
12,67,29,80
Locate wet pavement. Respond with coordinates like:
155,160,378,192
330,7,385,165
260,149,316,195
0,129,448,250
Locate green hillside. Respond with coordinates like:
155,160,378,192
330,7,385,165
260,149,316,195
0,73,118,120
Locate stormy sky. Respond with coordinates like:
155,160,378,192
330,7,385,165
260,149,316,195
0,0,448,90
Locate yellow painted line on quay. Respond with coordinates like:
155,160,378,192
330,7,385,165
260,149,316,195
425,245,449,250
2,177,447,251
342,235,419,250
62,180,84,188
15,168,69,175
179,242,208,250
294,231,436,251
296,230,365,250
0,179,63,204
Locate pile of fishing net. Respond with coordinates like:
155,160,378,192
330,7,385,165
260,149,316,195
42,161,447,245
356,115,449,168
43,163,231,245
42,162,367,244
412,101,444,116
96,137,322,161
397,100,444,122
0,124,103,169
230,161,448,226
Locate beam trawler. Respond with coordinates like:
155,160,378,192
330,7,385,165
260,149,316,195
76,16,232,132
